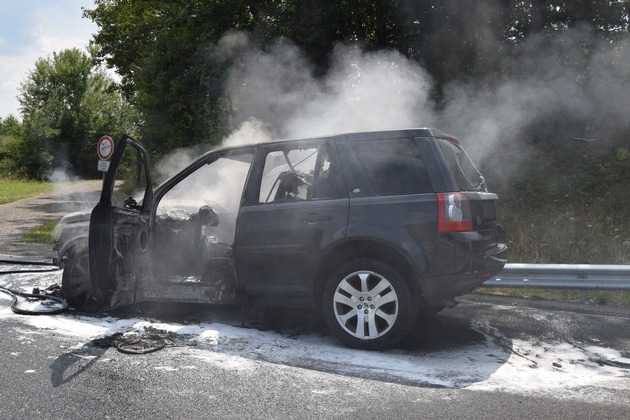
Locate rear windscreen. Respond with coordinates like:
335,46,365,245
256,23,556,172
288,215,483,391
436,139,485,192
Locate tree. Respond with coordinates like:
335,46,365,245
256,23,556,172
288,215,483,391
0,115,24,177
84,1,414,155
85,1,258,154
18,48,138,178
0,115,22,138
85,1,630,159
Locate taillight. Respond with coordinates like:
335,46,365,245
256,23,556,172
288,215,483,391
437,192,473,233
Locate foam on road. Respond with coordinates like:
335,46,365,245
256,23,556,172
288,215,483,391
1,267,630,405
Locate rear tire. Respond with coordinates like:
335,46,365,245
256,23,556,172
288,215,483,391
321,258,418,350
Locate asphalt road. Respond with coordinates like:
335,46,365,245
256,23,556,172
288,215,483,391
2,181,629,418
1,317,629,420
0,180,100,257
1,271,630,419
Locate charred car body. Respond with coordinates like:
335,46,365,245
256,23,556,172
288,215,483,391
54,129,507,349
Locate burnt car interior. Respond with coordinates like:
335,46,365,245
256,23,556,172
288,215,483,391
149,152,253,302
91,138,344,308
259,144,337,203
150,144,337,290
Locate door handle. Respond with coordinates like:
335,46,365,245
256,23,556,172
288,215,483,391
302,214,332,224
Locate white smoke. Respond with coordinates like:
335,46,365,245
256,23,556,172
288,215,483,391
217,29,630,180
225,39,436,141
222,118,272,148
48,167,79,183
154,28,630,190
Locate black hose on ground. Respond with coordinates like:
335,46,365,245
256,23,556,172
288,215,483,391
0,268,62,275
1,258,168,354
0,258,68,315
0,257,56,266
0,285,68,315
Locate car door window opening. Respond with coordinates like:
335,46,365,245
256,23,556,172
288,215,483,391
259,143,339,203
152,152,254,294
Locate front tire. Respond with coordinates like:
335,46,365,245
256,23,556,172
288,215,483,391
321,258,418,350
60,244,92,309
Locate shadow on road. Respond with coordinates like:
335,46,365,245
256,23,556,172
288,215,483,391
402,314,487,351
49,328,122,387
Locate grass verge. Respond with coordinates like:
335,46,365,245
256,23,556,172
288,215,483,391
477,287,630,308
22,220,58,244
0,179,53,204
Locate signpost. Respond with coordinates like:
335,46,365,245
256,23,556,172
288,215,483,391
96,135,114,173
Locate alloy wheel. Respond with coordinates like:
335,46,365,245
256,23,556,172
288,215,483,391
333,270,399,340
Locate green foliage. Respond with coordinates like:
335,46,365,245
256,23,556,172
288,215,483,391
18,48,138,179
616,147,630,161
84,1,424,156
84,1,630,156
22,219,58,244
0,115,22,138
0,179,53,204
85,1,257,155
498,144,630,264
0,115,25,177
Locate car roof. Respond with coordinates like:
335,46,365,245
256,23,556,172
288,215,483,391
203,128,448,157
154,128,452,193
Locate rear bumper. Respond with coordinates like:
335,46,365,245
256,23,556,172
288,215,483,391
422,239,507,306
476,243,508,273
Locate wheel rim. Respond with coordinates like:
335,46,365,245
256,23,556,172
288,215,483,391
333,270,399,340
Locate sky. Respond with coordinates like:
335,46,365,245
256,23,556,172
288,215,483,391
0,0,97,119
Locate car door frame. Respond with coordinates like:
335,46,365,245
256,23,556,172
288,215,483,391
148,145,257,293
150,145,258,220
88,136,153,309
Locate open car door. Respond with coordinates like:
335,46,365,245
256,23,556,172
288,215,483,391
89,136,153,310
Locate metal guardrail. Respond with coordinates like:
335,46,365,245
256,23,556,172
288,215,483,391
483,263,630,290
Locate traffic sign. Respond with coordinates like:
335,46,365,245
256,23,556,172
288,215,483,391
97,136,114,160
97,160,111,172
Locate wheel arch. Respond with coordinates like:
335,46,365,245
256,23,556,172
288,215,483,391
312,238,425,305
56,235,89,267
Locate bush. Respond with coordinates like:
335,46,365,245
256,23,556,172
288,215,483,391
0,135,25,177
495,143,630,264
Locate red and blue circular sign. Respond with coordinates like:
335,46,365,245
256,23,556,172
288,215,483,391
97,136,114,160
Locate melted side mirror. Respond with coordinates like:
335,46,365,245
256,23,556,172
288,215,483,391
198,205,219,227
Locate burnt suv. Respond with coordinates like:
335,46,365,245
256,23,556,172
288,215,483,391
55,128,507,349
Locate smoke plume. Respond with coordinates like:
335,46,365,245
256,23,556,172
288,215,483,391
153,27,630,193
213,29,630,180
224,39,436,142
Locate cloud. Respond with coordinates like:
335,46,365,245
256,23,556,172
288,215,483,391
0,0,97,119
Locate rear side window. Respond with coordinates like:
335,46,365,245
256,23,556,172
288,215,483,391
349,138,433,196
436,139,485,191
